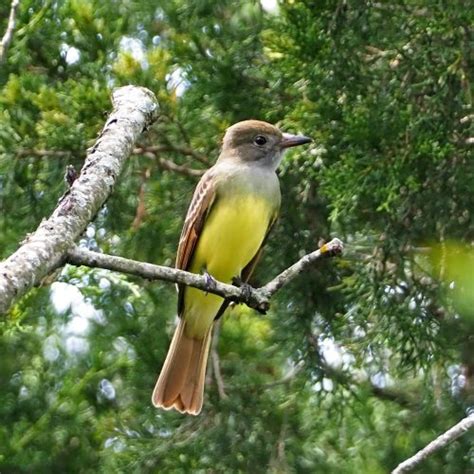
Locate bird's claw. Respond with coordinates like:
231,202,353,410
204,271,217,293
240,283,253,302
231,277,253,303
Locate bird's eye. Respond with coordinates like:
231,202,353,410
253,135,267,146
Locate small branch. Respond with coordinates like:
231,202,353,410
261,239,344,300
16,147,205,178
66,238,343,313
0,0,20,65
0,86,158,315
211,351,227,399
135,144,209,165
131,168,150,230
257,362,304,389
154,157,204,177
67,246,250,301
169,118,212,165
135,147,204,177
392,414,474,473
210,320,227,400
16,149,72,158
460,114,474,124
369,385,414,407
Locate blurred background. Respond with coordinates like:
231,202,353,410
0,0,473,472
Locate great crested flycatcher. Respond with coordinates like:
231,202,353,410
152,120,311,415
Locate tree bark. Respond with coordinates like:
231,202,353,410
392,414,474,473
0,0,20,65
0,86,158,315
66,238,343,313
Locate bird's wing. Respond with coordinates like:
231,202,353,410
176,168,218,314
214,211,279,320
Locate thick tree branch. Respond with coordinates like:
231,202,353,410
0,0,20,65
0,86,158,315
66,238,343,313
392,414,474,473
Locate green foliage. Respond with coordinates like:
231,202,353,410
0,0,473,472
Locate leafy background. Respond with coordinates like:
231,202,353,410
0,0,473,472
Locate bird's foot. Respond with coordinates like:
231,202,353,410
203,271,217,293
231,276,253,303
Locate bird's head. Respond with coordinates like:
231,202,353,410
220,120,312,169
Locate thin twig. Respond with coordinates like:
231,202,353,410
132,168,150,230
66,238,343,314
210,320,227,399
16,147,205,178
392,414,474,473
0,0,20,64
16,149,72,158
154,157,204,177
257,361,304,389
135,144,208,164
262,239,343,298
137,149,205,177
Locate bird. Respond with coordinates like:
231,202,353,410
152,120,311,415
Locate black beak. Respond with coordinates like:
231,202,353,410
281,132,312,149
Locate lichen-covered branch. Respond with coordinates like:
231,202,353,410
392,414,474,473
66,238,343,313
0,86,158,315
0,0,20,65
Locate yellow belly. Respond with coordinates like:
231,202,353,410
184,195,273,337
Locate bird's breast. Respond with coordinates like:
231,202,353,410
190,191,275,282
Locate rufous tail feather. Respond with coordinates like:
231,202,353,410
152,318,212,415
